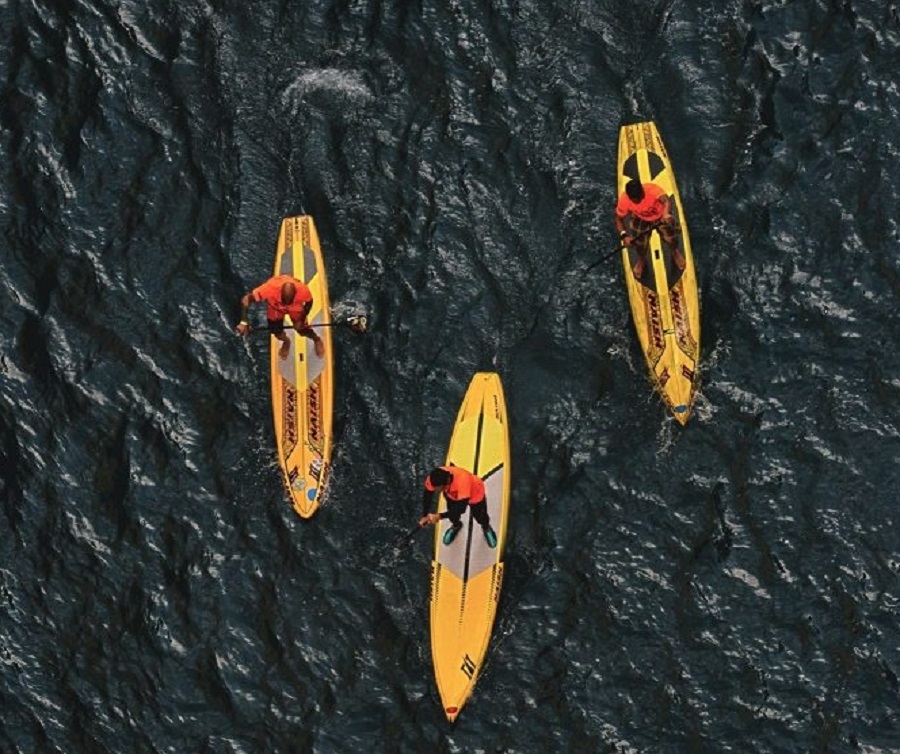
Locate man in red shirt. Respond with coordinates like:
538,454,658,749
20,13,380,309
235,274,324,359
418,466,497,547
615,178,685,278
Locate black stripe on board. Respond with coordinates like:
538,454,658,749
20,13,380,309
461,397,486,586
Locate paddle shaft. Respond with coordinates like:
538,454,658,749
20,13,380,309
285,322,351,330
391,524,423,549
248,316,367,334
586,224,660,273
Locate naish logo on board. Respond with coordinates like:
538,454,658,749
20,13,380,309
641,123,654,151
314,459,330,491
287,465,306,492
307,379,324,450
283,383,299,454
301,218,310,249
671,287,684,333
430,562,439,602
670,284,698,359
647,292,663,346
644,291,665,365
491,565,504,604
491,394,501,420
626,129,637,156
285,220,294,250
309,457,324,481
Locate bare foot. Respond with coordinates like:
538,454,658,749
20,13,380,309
279,341,290,360
673,250,686,270
633,260,645,278
314,339,325,358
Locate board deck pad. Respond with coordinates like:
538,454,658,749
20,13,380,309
268,216,334,518
435,461,504,579
617,121,701,425
429,372,511,722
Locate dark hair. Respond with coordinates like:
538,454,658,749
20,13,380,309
280,281,297,304
625,179,644,203
428,467,452,487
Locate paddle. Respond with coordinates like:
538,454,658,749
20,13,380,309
248,314,369,334
389,508,444,550
302,314,368,333
390,524,424,549
584,224,660,273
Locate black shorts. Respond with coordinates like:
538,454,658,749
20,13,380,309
629,216,679,250
445,498,491,527
267,318,285,335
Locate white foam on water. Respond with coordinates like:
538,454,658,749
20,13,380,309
282,68,375,114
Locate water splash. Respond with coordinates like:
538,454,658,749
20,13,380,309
282,68,375,115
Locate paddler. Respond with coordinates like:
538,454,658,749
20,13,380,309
235,274,325,360
615,178,685,278
418,466,497,548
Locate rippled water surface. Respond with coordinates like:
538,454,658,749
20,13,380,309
2,0,899,752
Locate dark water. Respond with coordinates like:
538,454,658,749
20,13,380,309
2,0,899,752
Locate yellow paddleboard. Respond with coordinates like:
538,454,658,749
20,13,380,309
617,121,701,425
268,216,334,518
429,372,511,722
